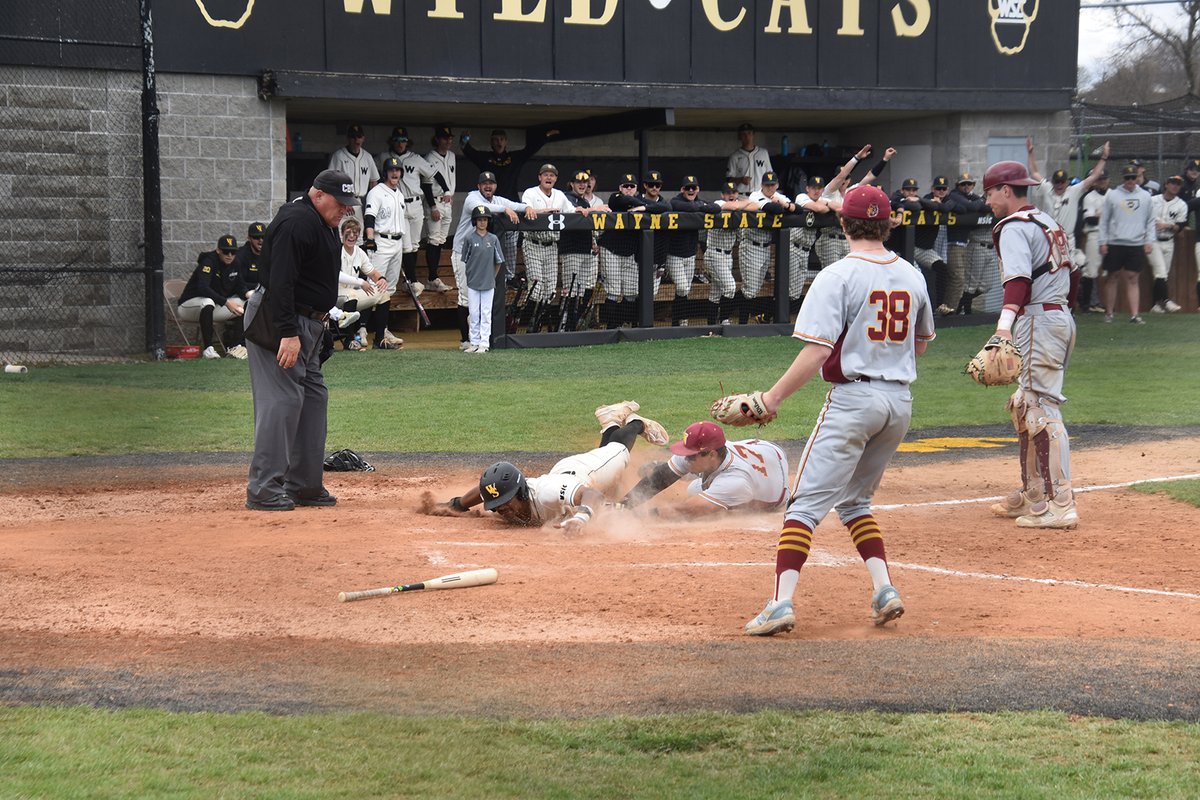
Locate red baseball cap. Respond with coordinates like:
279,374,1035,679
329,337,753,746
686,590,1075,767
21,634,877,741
840,185,891,220
670,421,727,456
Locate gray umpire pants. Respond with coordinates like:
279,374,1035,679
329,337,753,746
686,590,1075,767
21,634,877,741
245,289,329,504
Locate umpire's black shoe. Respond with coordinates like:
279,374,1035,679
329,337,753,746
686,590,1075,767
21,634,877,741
287,489,338,507
245,494,296,512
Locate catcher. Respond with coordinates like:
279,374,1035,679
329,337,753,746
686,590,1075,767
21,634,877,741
710,185,935,637
438,401,667,534
620,421,790,516
975,160,1079,530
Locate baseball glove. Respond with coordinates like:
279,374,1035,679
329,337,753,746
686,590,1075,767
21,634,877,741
965,335,1023,386
323,448,376,472
710,390,775,427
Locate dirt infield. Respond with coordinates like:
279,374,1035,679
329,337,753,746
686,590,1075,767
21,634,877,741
2,428,1199,720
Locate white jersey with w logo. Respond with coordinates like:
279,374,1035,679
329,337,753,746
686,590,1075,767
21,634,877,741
667,439,790,511
793,251,936,385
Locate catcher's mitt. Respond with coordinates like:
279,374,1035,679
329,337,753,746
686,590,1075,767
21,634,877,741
965,335,1023,386
323,448,376,472
710,390,775,427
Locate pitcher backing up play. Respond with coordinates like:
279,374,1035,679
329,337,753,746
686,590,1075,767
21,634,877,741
710,185,936,637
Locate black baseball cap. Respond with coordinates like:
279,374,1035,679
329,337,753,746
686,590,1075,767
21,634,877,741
902,178,919,190
807,175,825,188
490,129,507,137
247,222,265,238
957,172,976,185
644,170,663,184
1122,163,1139,178
932,176,949,189
477,171,498,184
434,124,453,138
538,163,559,175
761,171,778,185
381,155,402,172
681,175,700,188
737,122,755,133
388,126,409,143
572,170,590,182
721,179,739,193
1186,158,1200,172
217,235,238,253
312,169,361,205
346,123,365,138
1051,169,1068,184
619,173,637,186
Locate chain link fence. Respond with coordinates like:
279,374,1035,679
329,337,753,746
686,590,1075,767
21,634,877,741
1,1,149,365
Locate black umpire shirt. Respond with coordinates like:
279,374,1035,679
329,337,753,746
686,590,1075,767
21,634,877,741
258,194,341,338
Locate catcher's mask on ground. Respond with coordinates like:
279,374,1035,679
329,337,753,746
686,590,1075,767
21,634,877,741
480,461,527,511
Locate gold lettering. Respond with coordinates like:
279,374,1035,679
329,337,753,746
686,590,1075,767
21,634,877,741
930,210,941,225
755,212,766,227
891,0,930,37
614,214,625,230
650,214,662,230
901,209,912,225
916,210,927,225
764,0,812,34
837,0,864,36
592,214,608,231
631,213,643,230
721,211,732,229
702,0,746,32
494,0,547,23
344,0,391,14
564,0,618,26
427,0,462,19
771,215,783,228
946,212,957,226
667,213,679,230
739,214,750,229
703,214,713,230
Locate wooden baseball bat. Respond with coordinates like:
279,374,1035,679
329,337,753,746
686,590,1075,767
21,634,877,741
338,567,498,602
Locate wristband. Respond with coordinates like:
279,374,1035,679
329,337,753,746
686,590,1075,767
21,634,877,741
575,504,594,519
566,512,590,527
998,308,1017,331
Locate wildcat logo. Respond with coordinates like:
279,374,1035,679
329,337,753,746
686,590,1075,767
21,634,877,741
1123,199,1142,211
546,213,567,231
194,0,256,29
484,483,500,498
988,0,1038,56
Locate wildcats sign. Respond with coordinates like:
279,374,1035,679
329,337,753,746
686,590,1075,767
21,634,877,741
152,0,1076,93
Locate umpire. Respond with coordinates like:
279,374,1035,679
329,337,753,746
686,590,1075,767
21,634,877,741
245,169,359,511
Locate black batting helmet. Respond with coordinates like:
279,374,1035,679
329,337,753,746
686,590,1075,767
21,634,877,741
479,461,527,510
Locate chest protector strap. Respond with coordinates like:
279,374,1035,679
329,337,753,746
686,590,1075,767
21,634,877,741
992,208,1073,277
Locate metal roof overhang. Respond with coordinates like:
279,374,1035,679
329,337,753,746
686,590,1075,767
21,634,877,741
261,71,1074,130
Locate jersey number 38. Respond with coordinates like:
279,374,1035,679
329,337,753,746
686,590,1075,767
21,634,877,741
866,290,912,342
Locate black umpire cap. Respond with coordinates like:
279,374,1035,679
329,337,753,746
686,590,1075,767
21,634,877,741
644,170,663,185
247,222,265,238
313,169,361,205
217,235,238,253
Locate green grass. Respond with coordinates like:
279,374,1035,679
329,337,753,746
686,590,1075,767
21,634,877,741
2,708,1199,799
1,314,1197,458
1131,478,1200,507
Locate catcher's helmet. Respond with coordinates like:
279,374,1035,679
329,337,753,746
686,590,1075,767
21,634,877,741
479,461,527,510
982,161,1039,191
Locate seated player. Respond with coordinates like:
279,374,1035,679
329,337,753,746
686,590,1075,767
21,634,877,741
621,421,789,516
442,401,667,534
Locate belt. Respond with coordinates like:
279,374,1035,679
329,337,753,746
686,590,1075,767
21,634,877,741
1016,303,1063,316
528,239,556,246
406,196,420,203
377,232,402,240
748,239,772,247
710,247,732,255
822,232,846,240
295,304,330,323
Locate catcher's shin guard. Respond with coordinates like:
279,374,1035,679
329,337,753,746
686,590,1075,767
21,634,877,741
1012,389,1072,503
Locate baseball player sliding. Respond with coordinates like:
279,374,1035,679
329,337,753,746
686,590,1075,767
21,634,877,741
436,401,667,534
709,185,936,637
621,421,789,517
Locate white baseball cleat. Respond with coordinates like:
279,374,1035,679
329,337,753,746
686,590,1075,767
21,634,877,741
1015,499,1079,529
744,599,795,636
595,400,640,430
990,489,1044,519
459,341,473,351
429,278,452,293
408,281,425,297
202,346,221,360
1164,299,1182,313
338,311,361,330
628,413,669,446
